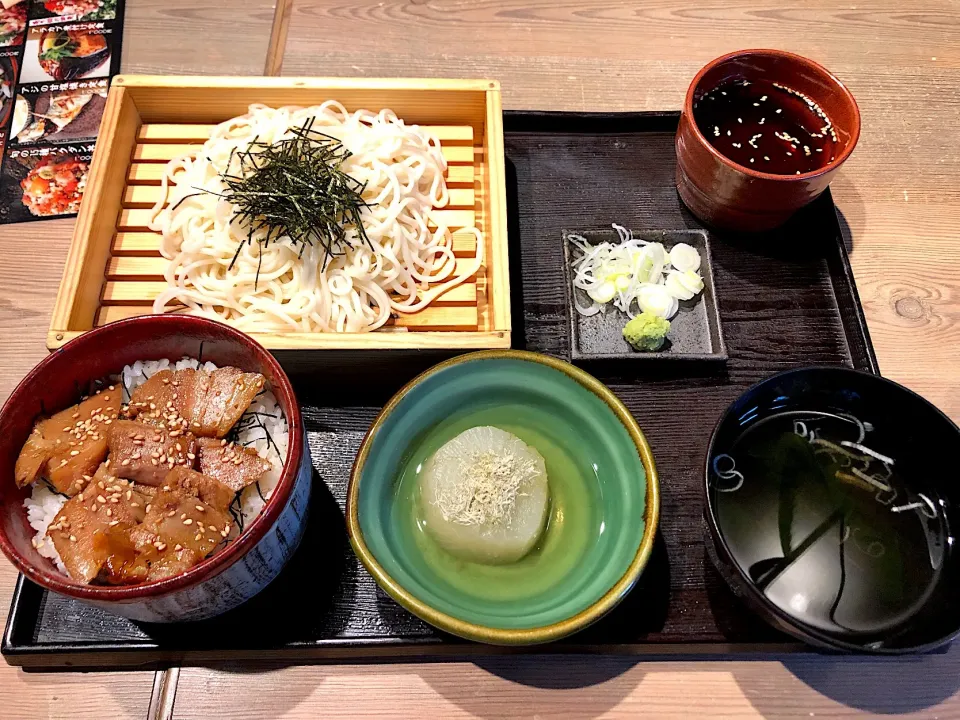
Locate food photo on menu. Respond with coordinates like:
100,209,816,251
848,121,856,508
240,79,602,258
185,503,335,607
0,141,91,221
10,77,107,144
27,0,117,23
0,53,17,125
20,22,113,82
0,0,122,224
0,2,26,46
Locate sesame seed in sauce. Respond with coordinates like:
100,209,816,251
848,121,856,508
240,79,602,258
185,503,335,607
183,518,194,525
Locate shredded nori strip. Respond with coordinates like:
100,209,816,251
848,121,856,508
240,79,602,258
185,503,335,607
41,478,70,500
170,191,204,213
203,118,372,286
228,493,245,533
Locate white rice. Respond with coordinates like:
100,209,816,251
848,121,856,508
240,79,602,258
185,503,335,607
23,356,289,576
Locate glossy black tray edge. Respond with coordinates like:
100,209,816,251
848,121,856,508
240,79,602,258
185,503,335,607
2,110,879,669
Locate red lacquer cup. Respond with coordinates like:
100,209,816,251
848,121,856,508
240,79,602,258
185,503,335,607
676,49,860,232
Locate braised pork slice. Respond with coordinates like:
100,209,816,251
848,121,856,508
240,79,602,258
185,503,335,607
129,367,264,439
163,466,235,512
107,420,197,486
197,438,273,492
46,467,148,583
128,488,232,581
15,387,121,495
199,367,265,438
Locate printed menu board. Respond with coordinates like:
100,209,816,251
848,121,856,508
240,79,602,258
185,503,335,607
0,0,123,224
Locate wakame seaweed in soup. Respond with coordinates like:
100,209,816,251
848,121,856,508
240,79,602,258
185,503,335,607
711,411,949,638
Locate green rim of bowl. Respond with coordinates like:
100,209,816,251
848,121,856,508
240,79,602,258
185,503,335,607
346,350,660,645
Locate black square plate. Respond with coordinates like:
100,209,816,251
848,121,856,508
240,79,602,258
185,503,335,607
562,227,727,362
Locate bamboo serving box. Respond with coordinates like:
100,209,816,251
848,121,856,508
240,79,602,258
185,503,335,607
47,76,510,351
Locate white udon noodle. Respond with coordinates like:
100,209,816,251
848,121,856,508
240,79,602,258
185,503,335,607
149,101,483,332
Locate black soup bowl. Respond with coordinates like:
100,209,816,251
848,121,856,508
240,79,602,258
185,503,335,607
704,367,960,653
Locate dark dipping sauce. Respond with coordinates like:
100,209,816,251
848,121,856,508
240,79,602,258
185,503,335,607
693,78,838,175
711,411,950,641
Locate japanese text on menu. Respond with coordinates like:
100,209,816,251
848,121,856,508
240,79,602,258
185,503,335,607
0,0,124,224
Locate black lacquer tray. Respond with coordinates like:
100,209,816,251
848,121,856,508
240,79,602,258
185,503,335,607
3,111,877,668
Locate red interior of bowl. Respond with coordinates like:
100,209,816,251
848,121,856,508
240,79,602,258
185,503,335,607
686,49,861,180
0,315,302,601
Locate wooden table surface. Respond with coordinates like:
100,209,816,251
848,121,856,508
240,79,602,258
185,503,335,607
2,0,959,717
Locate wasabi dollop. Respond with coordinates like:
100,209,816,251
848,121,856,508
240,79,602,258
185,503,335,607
623,312,671,352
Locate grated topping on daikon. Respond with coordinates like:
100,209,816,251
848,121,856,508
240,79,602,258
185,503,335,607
435,450,541,527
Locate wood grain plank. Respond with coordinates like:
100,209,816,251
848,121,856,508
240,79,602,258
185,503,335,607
96,304,477,331
120,0,274,77
170,651,960,720
105,257,165,279
96,306,183,325
136,124,474,143
132,141,476,164
101,280,477,307
49,86,142,338
264,0,294,76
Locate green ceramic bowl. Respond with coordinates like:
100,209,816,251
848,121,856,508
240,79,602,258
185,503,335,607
347,350,659,645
